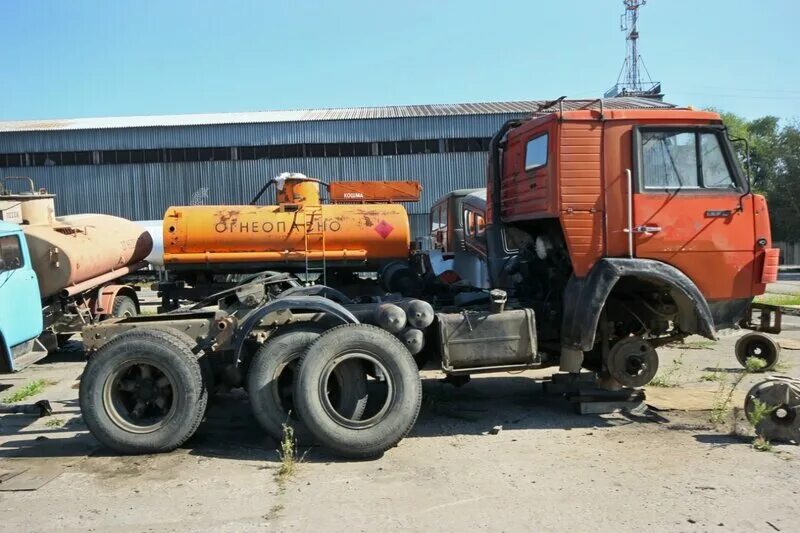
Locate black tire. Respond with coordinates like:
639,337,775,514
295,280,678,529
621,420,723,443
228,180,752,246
735,332,780,371
112,295,138,318
295,324,422,459
146,326,215,410
79,328,208,454
247,325,368,444
56,333,74,348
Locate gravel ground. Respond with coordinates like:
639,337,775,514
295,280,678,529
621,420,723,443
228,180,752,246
0,321,798,532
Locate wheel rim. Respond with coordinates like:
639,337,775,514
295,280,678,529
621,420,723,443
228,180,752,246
746,381,800,442
319,351,393,429
746,340,769,360
271,354,304,422
737,334,779,369
102,358,178,434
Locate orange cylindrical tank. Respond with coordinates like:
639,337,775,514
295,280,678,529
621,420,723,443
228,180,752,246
276,177,321,205
23,214,153,297
162,203,410,267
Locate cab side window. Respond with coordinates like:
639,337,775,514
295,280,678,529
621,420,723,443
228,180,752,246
0,235,24,272
525,133,548,171
641,129,738,191
463,208,486,240
700,133,736,189
430,205,442,232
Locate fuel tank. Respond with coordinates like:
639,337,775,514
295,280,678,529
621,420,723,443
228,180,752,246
23,214,153,297
2,177,152,298
162,203,410,269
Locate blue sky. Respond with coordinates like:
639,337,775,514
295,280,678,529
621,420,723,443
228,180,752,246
2,0,798,121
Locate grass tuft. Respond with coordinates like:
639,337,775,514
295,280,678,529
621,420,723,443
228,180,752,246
744,356,768,373
265,503,285,521
1,379,50,403
44,417,65,428
276,422,299,484
647,353,684,388
753,293,800,307
747,398,776,452
752,435,774,452
710,357,769,427
701,366,724,383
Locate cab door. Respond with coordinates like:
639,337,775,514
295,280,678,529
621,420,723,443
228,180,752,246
631,126,755,301
0,231,43,365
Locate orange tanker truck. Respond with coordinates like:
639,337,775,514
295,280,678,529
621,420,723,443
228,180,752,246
155,173,421,306
76,101,796,459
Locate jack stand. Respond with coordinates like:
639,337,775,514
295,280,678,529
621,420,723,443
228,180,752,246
543,372,647,415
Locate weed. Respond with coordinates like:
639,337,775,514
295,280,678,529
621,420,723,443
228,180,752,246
44,417,65,428
709,357,768,427
648,375,676,388
648,352,685,388
680,340,716,350
265,503,285,521
752,435,773,452
772,360,791,373
709,380,730,425
276,422,299,484
701,366,724,383
1,379,48,403
746,398,774,427
746,398,777,452
744,356,768,373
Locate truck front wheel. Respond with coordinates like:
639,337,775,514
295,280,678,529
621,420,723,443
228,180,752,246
294,324,422,459
79,328,207,454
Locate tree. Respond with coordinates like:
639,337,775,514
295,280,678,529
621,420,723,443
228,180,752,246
716,111,800,241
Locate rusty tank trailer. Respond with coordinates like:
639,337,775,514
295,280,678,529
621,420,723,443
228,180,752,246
0,177,152,297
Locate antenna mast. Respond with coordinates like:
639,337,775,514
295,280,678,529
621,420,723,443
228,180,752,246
605,0,662,99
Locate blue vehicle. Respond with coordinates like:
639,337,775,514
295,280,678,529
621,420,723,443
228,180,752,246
0,221,48,372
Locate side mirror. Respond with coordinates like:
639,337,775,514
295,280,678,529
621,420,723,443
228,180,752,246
729,136,751,187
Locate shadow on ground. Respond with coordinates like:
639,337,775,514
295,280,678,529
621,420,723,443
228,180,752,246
0,374,734,465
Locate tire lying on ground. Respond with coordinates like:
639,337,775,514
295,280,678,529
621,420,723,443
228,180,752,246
247,325,368,444
294,324,422,459
79,328,208,454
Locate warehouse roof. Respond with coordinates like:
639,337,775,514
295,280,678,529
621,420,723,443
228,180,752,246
0,97,675,133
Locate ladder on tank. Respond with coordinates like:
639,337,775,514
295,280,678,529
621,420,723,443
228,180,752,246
303,205,327,286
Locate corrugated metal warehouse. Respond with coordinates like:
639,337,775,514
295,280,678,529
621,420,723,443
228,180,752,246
0,97,672,241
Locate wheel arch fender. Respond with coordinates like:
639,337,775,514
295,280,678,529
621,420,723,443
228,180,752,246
233,295,359,363
277,284,353,304
561,258,716,352
92,284,140,317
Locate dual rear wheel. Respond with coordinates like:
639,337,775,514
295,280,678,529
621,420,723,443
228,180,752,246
249,324,422,458
81,323,422,459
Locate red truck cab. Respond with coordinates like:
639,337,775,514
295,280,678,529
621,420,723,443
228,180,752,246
483,105,778,379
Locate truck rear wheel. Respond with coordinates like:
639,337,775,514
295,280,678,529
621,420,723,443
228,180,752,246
294,324,422,459
112,295,138,318
247,325,368,444
80,328,207,454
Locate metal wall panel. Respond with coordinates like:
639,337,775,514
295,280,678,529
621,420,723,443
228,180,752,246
2,152,488,220
0,97,676,151
408,213,432,245
0,114,525,152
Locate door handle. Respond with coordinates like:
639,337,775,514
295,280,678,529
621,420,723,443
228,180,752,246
632,225,662,234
